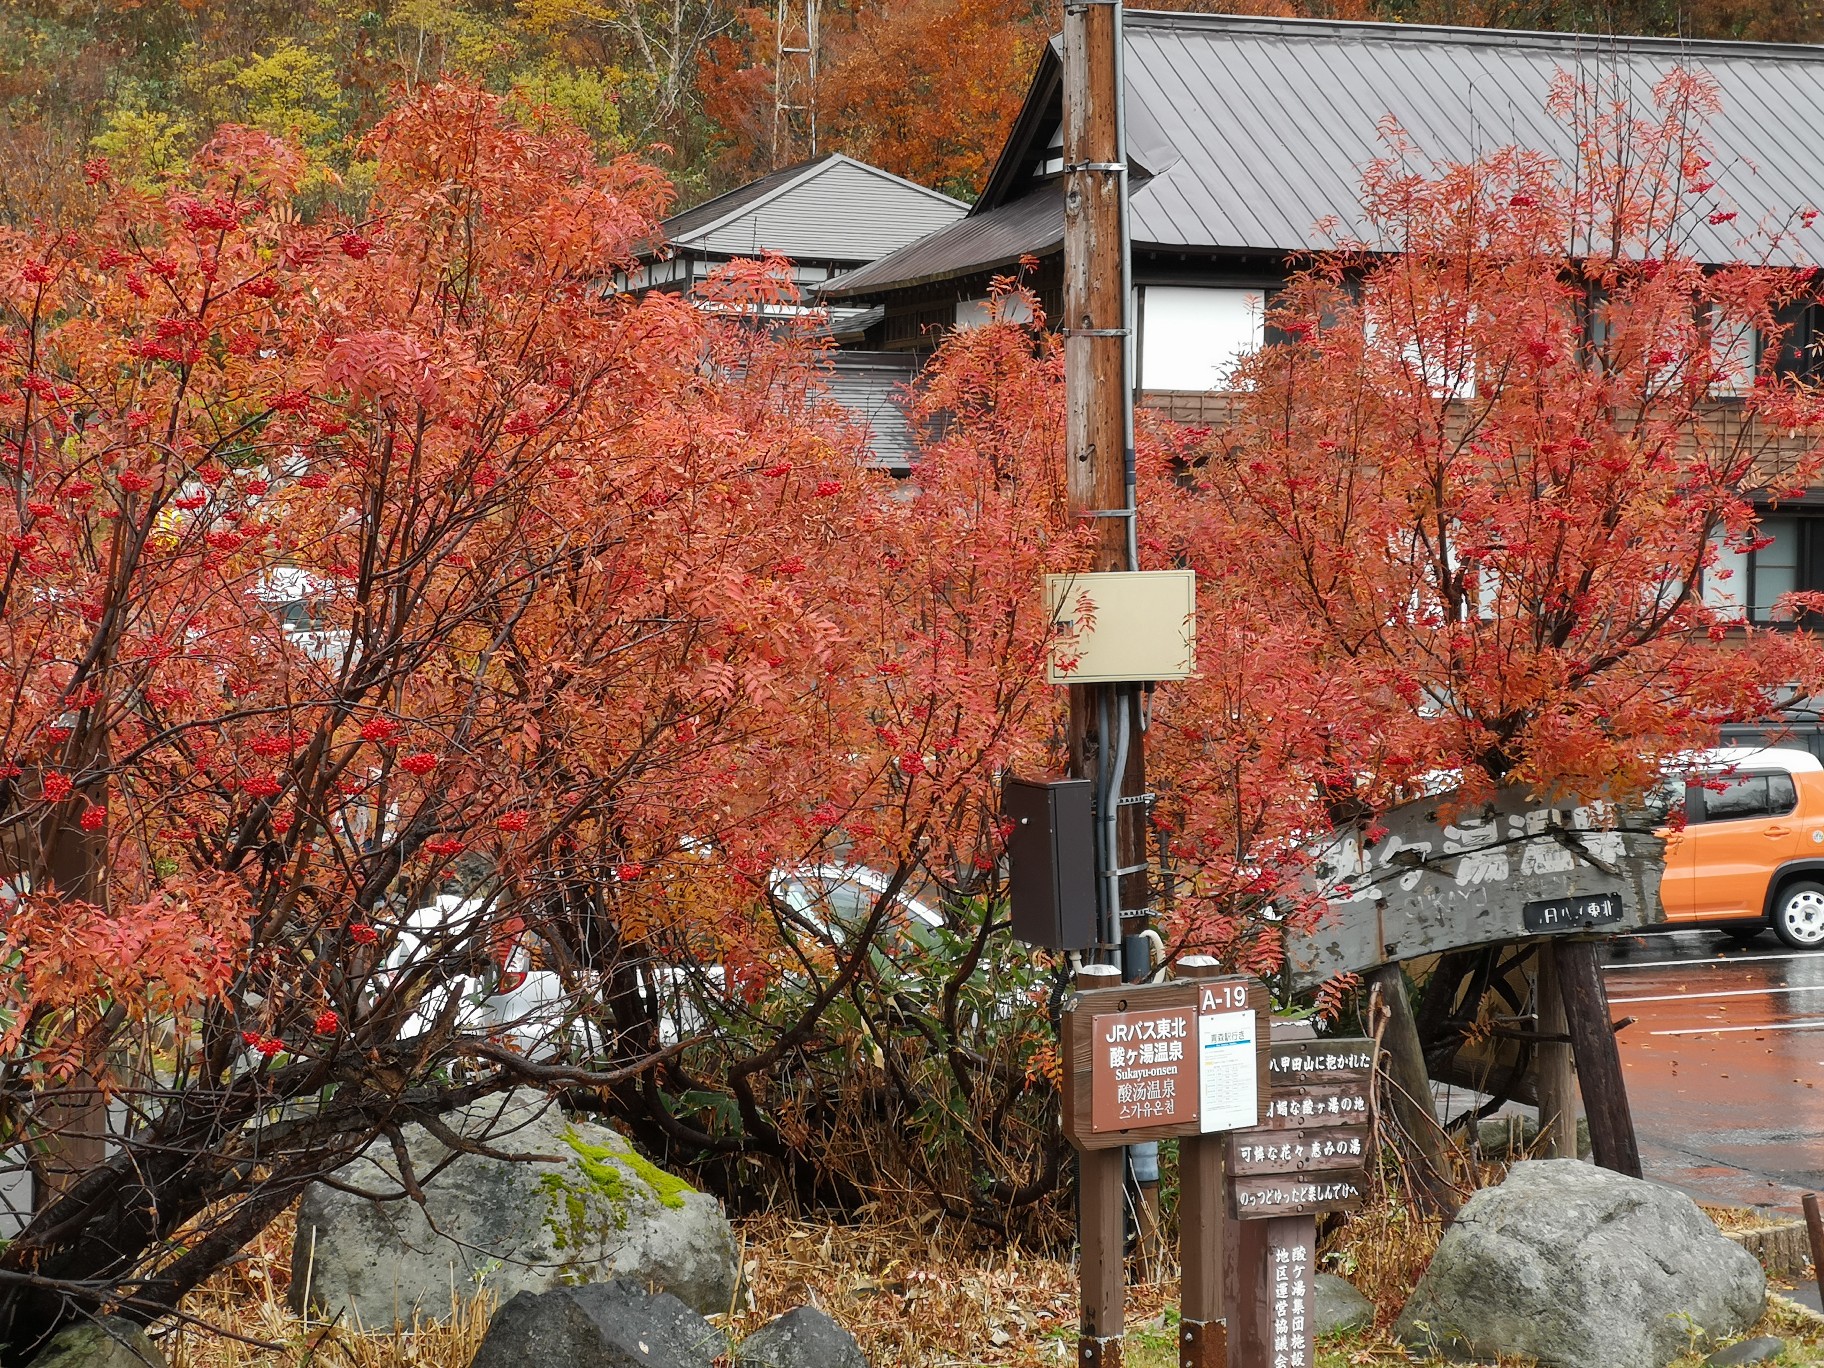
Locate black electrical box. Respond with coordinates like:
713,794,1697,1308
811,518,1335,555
1003,774,1097,949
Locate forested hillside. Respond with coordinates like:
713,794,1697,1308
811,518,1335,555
3,0,1814,224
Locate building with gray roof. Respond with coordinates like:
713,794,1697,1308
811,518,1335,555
630,152,966,470
827,13,1824,395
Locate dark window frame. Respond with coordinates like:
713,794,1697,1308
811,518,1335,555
1685,770,1799,825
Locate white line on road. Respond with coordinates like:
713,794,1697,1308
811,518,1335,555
1649,1019,1824,1036
1611,984,1824,1005
1604,951,1816,971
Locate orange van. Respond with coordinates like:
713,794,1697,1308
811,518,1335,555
1659,747,1824,948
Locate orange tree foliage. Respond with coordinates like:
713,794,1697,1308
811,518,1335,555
704,0,1053,196
0,86,1087,1346
1148,69,1824,967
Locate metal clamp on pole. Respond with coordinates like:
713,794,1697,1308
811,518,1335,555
1063,161,1128,173
1079,508,1138,520
1060,327,1132,337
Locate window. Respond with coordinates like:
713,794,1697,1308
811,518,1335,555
1703,512,1824,625
1583,287,1763,396
1772,302,1824,383
1708,308,1758,396
954,294,1034,329
1694,771,1797,823
1138,286,1264,391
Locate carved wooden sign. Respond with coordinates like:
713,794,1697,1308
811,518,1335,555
1228,1036,1377,1221
1285,788,1665,989
1228,1126,1369,1176
1230,1171,1371,1219
1061,975,1272,1150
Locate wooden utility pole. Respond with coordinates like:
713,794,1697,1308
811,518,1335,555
1062,0,1145,974
1062,3,1148,1365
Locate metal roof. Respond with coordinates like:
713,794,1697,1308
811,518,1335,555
660,153,966,265
825,182,1066,297
828,12,1824,298
824,351,921,469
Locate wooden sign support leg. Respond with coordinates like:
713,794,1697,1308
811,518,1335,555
1178,1134,1228,1368
1535,942,1579,1161
1225,1215,1317,1368
1222,1215,1268,1368
1177,956,1234,1368
1366,963,1458,1215
1080,1144,1126,1367
1555,937,1641,1177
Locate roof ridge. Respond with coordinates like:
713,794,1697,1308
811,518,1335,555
1122,9,1824,63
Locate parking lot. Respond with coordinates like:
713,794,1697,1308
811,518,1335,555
1606,929,1824,1213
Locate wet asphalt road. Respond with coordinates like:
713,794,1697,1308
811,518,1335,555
1603,928,1824,1213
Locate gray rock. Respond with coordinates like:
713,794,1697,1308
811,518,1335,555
26,1319,164,1368
1312,1273,1373,1337
292,1089,738,1329
1469,1113,1592,1160
1395,1160,1765,1368
1705,1337,1787,1366
734,1306,868,1368
469,1281,728,1368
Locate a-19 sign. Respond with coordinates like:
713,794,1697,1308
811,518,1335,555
1062,975,1271,1149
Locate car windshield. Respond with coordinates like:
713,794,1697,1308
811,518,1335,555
773,871,936,946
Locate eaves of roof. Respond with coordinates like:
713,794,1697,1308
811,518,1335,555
821,182,1066,299
838,8,1824,299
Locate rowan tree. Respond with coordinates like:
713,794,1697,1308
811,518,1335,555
1149,68,1824,965
0,81,950,1351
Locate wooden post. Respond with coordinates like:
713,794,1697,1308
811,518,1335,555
1177,956,1230,1368
1060,0,1145,952
1061,6,1146,1361
1224,1215,1317,1368
1554,937,1641,1177
1801,1192,1824,1308
1534,942,1579,1161
1075,963,1126,1368
1221,1215,1270,1368
1366,963,1458,1215
1061,0,1128,576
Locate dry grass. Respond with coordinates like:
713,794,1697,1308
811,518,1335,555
155,1187,1824,1368
159,1203,1177,1368
1703,1202,1804,1235
166,1208,493,1368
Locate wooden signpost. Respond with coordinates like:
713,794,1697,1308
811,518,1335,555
1061,959,1377,1368
1222,1039,1377,1368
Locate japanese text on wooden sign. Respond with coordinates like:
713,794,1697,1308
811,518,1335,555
1091,1004,1196,1130
1062,975,1272,1149
1231,1171,1371,1218
1228,1036,1378,1221
1267,1222,1316,1368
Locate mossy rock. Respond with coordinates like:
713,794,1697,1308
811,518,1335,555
292,1089,739,1329
26,1320,163,1368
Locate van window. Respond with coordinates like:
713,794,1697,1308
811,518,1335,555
1700,771,1798,822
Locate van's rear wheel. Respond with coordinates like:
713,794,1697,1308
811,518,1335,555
1773,880,1824,949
